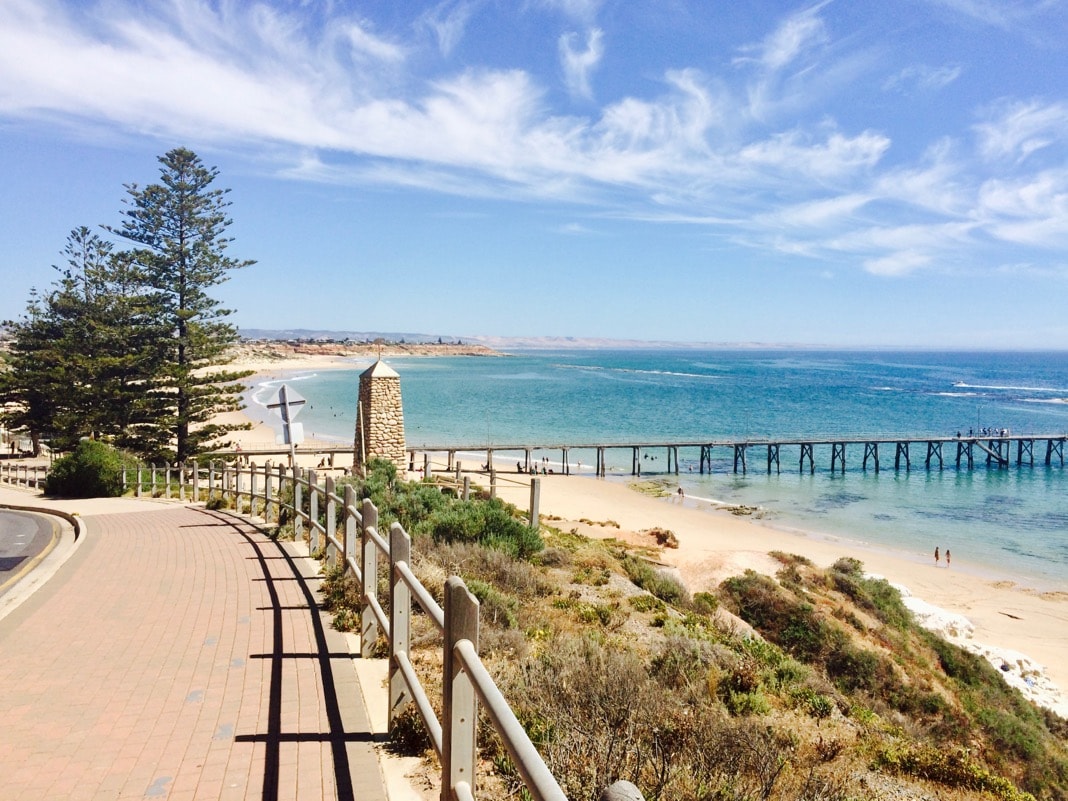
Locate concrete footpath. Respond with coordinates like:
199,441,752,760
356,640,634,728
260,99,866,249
0,486,393,801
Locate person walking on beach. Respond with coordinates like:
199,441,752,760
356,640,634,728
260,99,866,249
934,546,940,566
946,549,951,567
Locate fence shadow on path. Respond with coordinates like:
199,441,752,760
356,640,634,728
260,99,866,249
203,510,384,801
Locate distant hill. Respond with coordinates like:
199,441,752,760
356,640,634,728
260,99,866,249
238,328,812,351
238,328,461,344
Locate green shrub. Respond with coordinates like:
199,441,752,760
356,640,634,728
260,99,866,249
825,644,883,693
830,556,863,576
692,591,719,615
622,555,689,605
44,439,127,498
922,630,993,687
830,569,912,631
723,688,771,716
630,594,665,613
425,498,543,559
466,578,520,629
875,742,1037,801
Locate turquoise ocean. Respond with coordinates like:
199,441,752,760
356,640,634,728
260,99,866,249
248,350,1068,589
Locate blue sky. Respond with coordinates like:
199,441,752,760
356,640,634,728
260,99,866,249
1,0,1067,348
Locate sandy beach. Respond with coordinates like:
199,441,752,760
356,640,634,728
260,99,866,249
222,368,1068,720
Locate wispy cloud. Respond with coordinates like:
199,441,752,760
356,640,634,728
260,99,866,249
928,0,1052,29
883,63,963,93
532,0,603,25
736,2,830,72
863,250,931,277
559,28,604,100
974,99,1068,164
419,0,478,57
734,2,838,124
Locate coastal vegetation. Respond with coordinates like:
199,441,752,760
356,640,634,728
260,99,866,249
43,439,127,498
315,463,1068,801
0,148,252,461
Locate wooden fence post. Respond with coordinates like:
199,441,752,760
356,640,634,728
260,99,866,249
250,464,259,517
179,462,186,502
325,476,337,564
529,478,541,527
344,485,358,569
389,521,411,729
276,464,286,524
308,469,319,552
360,498,379,658
292,466,303,544
263,465,273,524
442,577,479,801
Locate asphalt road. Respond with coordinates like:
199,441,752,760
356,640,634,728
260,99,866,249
0,510,54,590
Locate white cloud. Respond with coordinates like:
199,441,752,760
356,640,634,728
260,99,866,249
558,222,595,234
343,21,406,63
774,194,873,227
977,170,1068,246
928,0,1054,29
874,144,969,217
559,28,604,100
974,99,1068,164
883,63,962,93
733,3,859,125
739,128,890,179
863,250,931,276
533,0,602,25
420,0,477,56
736,2,830,72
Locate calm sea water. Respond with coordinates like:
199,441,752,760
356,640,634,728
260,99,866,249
249,350,1068,587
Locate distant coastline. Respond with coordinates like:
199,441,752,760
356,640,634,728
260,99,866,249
228,337,502,366
232,328,1068,353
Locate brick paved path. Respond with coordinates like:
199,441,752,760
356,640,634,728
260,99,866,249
0,505,388,801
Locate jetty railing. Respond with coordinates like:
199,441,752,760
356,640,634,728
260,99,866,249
402,432,1068,477
51,458,594,801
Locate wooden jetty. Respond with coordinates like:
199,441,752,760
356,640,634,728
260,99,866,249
406,434,1067,477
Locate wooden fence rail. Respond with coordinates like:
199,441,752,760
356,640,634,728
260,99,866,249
0,461,47,490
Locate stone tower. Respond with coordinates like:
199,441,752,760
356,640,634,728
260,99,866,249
353,359,406,473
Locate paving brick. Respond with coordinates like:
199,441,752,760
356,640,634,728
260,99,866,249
0,505,388,800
